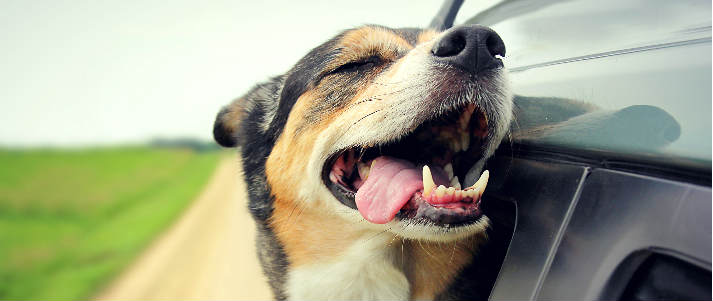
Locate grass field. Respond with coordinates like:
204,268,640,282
0,147,221,300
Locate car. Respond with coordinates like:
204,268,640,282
432,0,712,299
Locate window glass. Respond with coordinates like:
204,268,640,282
463,0,712,166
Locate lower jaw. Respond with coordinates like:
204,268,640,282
395,193,483,226
326,179,485,226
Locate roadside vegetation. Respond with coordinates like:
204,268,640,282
0,147,221,299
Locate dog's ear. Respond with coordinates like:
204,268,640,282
213,76,284,148
213,99,245,148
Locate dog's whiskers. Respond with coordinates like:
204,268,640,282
418,240,439,262
342,81,424,112
351,109,383,128
449,241,457,266
287,204,306,228
363,228,390,243
387,234,398,247
401,238,405,268
285,202,300,225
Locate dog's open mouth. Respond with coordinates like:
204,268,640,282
322,103,492,226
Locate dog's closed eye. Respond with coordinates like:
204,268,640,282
327,55,383,75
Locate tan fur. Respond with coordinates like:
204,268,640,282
418,30,440,44
270,196,365,267
266,83,482,287
405,235,483,299
271,194,483,299
261,26,495,299
264,28,419,205
334,26,413,67
265,87,357,266
218,97,247,137
265,90,327,200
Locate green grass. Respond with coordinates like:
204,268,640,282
0,147,221,300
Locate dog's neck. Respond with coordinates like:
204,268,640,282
270,196,485,300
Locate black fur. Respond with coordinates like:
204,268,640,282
212,25,511,300
213,108,237,147
216,77,290,298
212,30,364,297
268,36,341,140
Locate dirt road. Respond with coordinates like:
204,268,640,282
95,157,274,300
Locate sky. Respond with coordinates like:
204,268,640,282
0,0,494,147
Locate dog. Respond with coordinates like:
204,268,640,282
213,24,513,300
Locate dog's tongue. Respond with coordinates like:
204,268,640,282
355,156,448,224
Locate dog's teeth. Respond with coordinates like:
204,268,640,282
466,170,490,194
422,165,436,197
444,163,454,180
455,190,463,199
465,170,487,190
461,133,470,151
450,176,461,190
446,186,456,196
478,170,490,188
436,185,446,197
357,162,371,180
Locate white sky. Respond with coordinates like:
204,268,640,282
0,0,495,147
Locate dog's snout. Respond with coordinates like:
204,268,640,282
431,25,505,75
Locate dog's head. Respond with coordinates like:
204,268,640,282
215,25,512,242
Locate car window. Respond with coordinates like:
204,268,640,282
462,0,712,168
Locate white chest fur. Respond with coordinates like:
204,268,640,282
285,233,412,300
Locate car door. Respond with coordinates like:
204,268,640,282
455,0,712,299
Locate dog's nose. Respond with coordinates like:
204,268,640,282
431,25,506,75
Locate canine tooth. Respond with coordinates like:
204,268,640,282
436,185,446,197
478,170,490,188
357,162,371,180
450,176,461,190
455,190,462,199
422,165,435,197
466,170,490,191
444,163,454,180
477,170,491,196
477,187,486,199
